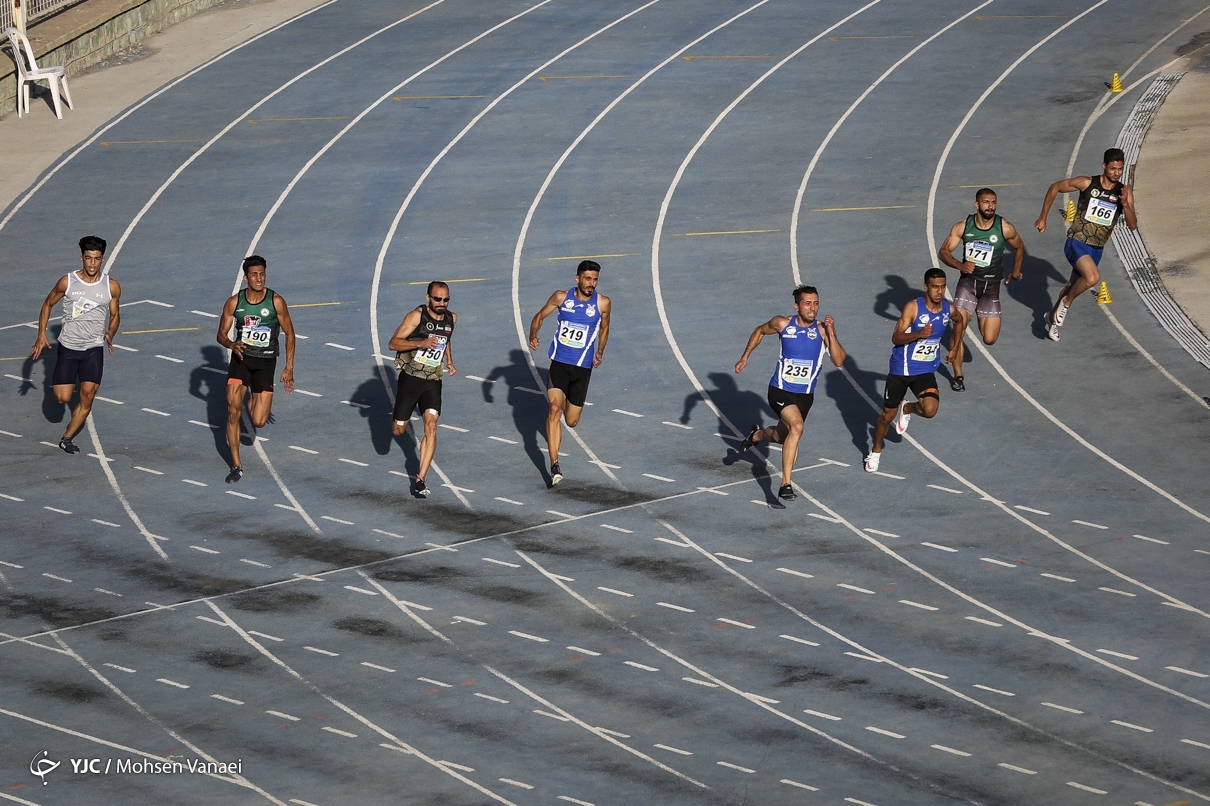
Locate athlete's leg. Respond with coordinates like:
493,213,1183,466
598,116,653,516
906,395,939,419
391,419,410,436
776,405,804,487
52,384,75,404
546,388,567,465
226,382,248,468
62,381,98,440
417,409,439,482
563,401,585,428
247,391,274,428
871,406,896,454
1051,255,1099,318
976,314,1002,345
948,307,971,377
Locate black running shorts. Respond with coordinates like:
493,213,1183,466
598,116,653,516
548,360,592,408
767,385,814,418
52,344,104,386
882,373,939,409
227,354,277,394
394,372,442,422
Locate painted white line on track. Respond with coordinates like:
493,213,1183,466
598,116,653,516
0,494,23,502
95,396,123,404
438,424,469,432
999,763,1036,775
844,799,878,806
275,504,297,512
103,663,135,673
191,545,220,554
600,524,632,533
1181,738,1210,750
612,409,643,418
781,779,818,791
1073,519,1108,530
1096,649,1139,661
155,355,184,364
567,646,599,656
191,310,218,318
717,761,755,774
872,470,904,480
488,435,518,444
777,567,813,579
182,479,207,487
981,557,1016,568
932,744,971,757
143,408,171,417
965,616,1002,627
94,588,122,597
921,542,956,552
320,515,354,525
715,552,751,563
196,616,225,626
498,779,533,790
547,509,572,518
188,421,219,431
662,421,692,429
44,506,72,514
211,694,244,705
294,389,322,397
157,678,189,689
239,559,270,568
973,684,1014,697
1014,505,1050,515
1197,550,1210,556
112,344,137,351
555,797,594,806
42,573,71,583
508,631,548,643
0,560,22,567
1066,781,1107,795
304,646,338,657
337,458,368,467
323,726,357,738
803,709,841,721
845,652,882,663
483,558,520,568
495,497,524,506
654,743,692,755
1167,666,1209,678
418,677,450,688
534,710,570,722
1132,534,1168,544
696,486,727,495
225,491,256,500
248,631,282,642
927,484,963,494
344,586,377,596
1110,720,1153,733
1041,702,1083,714
656,602,695,612
910,668,948,680
900,600,938,611
1041,573,1076,582
325,343,354,351
837,584,875,595
780,635,819,647
683,677,717,687
864,726,904,739
86,453,115,462
289,445,319,454
91,519,119,527
201,366,225,375
1099,587,1137,597
598,587,632,597
133,466,162,475
475,693,508,703
624,661,659,672
642,473,675,482
340,400,369,409
863,528,898,538
655,537,690,547
717,618,754,629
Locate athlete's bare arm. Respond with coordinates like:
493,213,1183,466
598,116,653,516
274,292,296,393
892,300,930,346
445,312,458,375
821,314,846,366
1002,220,1026,283
105,278,122,355
1120,184,1138,231
1034,175,1092,232
527,290,568,350
31,275,70,360
734,316,789,373
216,294,244,359
388,308,432,351
593,295,610,368
938,221,975,274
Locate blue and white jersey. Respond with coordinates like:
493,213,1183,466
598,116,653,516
889,297,950,376
548,287,600,367
769,318,828,393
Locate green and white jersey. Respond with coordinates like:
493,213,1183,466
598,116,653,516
961,214,1006,282
234,289,280,359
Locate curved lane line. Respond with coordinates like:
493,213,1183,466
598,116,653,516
358,570,709,790
924,1,1210,526
85,417,170,560
206,600,520,805
789,0,997,285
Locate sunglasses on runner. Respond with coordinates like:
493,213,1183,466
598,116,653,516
429,295,450,302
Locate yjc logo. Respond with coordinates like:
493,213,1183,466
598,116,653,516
30,751,59,785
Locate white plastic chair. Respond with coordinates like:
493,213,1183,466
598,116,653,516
5,27,72,119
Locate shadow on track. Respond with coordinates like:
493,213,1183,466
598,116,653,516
482,349,548,480
1005,254,1066,340
189,345,234,462
19,330,63,425
681,371,777,504
348,366,417,471
824,358,885,459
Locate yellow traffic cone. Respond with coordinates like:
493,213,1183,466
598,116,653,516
1109,72,1123,93
1096,281,1112,304
1065,200,1076,222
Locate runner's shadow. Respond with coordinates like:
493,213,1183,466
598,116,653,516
873,274,915,321
349,367,417,469
21,326,65,424
824,357,885,459
483,349,549,479
188,345,233,462
681,372,776,502
1004,255,1067,339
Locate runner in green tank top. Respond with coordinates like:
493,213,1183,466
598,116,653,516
938,188,1026,391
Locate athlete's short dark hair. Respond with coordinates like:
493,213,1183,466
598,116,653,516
426,281,449,296
1103,148,1126,165
975,187,996,200
576,260,600,275
925,268,947,284
242,255,267,274
79,236,106,254
793,285,818,302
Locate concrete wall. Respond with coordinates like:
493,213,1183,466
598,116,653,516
2,0,227,117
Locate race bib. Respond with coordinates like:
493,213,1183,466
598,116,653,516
964,240,993,268
558,322,588,349
71,298,98,319
780,358,814,386
1084,196,1117,226
414,338,446,367
911,340,940,363
243,325,272,347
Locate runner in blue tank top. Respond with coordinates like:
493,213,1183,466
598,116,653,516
528,260,612,486
734,285,846,502
865,269,950,473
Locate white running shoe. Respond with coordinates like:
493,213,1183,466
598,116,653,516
863,451,881,473
1053,296,1070,326
1045,314,1061,342
893,404,911,435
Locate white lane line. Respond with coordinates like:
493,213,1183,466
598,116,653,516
682,677,717,687
844,652,882,663
624,661,659,672
182,479,208,487
716,618,755,629
1181,738,1210,750
483,558,520,568
864,726,905,739
1014,505,1050,515
248,631,282,642
656,602,695,612
323,727,358,738
927,484,963,494
488,436,518,444
932,744,971,757
239,559,270,568
696,486,727,495
371,528,403,538
612,409,643,418
777,567,813,579
716,761,755,774
808,512,841,523
899,600,938,611
1096,648,1139,661
600,524,632,533
1167,666,1209,678
0,494,24,502
980,557,1016,568
921,542,957,552
475,693,509,703
103,663,135,673
42,574,71,582
211,694,245,705
418,677,450,688
337,458,369,467
556,797,593,806
715,552,752,563
780,635,819,647
910,668,948,680
0,560,22,568
1197,550,1210,556
399,599,431,612
325,343,354,351
781,779,819,791
320,515,355,525
1072,519,1108,530
1099,587,1137,597
1132,534,1168,545
844,799,878,806
863,528,898,538
566,646,599,656
191,310,219,318
533,709,570,722
133,466,163,475
494,497,524,506
44,506,72,514
95,396,124,405
94,588,122,597
965,616,1003,627
655,537,690,547
508,631,548,643
1041,573,1076,582
803,709,841,721
304,646,339,657
295,389,322,397
973,684,1014,697
289,445,319,454
425,542,455,551
498,779,533,790
662,421,692,429
196,616,226,626
999,763,1037,775
200,366,225,375
547,509,572,518
90,519,119,527
1066,781,1107,795
837,584,875,595
157,678,189,689
154,355,184,364
112,344,137,351
275,504,298,512
341,400,370,409
438,424,469,433
598,587,632,597
344,586,377,596
188,419,219,430
225,490,256,500
267,710,300,721
1042,702,1084,714
654,743,692,755
1110,719,1153,733
642,473,675,482
86,453,115,462
872,470,905,479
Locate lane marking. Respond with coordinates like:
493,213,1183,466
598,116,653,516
141,408,170,416
1066,782,1107,795
1041,702,1083,714
154,355,184,363
394,94,489,99
533,709,570,721
157,678,189,689
1014,505,1050,515
566,646,599,656
1041,573,1076,582
716,618,755,629
1073,519,1108,530
829,34,919,39
600,524,632,533
248,631,281,642
225,491,256,500
715,552,752,563
654,743,692,755
537,74,634,80
642,473,675,482
781,779,818,791
1099,587,1137,597
973,684,1014,697
1181,739,1210,750
294,389,322,397
662,421,692,429
863,528,898,538
43,506,72,515
844,652,882,662
494,497,524,506
864,726,905,739
677,228,777,236
965,616,1003,627
488,436,518,444
999,763,1037,775
1132,534,1168,545
189,419,219,429
304,646,339,657
322,727,357,738
927,484,963,494
337,458,368,467
438,423,469,432
42,573,71,583
899,600,938,611
921,542,957,552
808,512,840,523
1110,720,1153,733
811,204,913,211
190,310,219,318
682,53,773,59
932,744,971,757
344,586,377,596
683,677,717,687
777,567,814,579
483,558,520,568
289,446,319,454
1167,666,1209,678
100,139,203,145
598,587,632,597
624,661,659,671
475,693,508,703
910,668,948,680
1096,649,1139,661
182,479,208,487
612,408,643,417
325,343,355,351
0,494,23,502
341,400,370,409
656,602,695,612
418,677,450,688
981,557,1016,568
716,761,755,773
95,396,123,404
211,694,244,705
780,635,819,647
121,327,199,335
103,663,134,673
803,709,841,721
540,253,639,261
837,584,875,595
508,631,548,643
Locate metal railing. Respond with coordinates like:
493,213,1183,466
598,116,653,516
3,0,88,36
